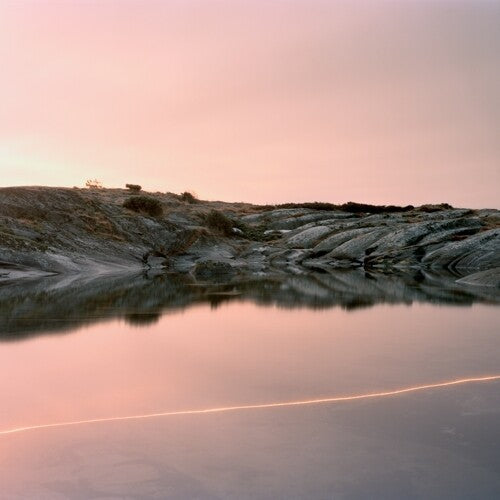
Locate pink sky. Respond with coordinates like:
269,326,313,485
0,1,498,207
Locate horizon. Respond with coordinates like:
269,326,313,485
0,183,494,211
1,0,499,208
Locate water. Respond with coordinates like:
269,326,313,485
0,272,499,499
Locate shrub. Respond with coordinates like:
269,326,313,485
418,203,453,213
275,201,338,211
256,201,415,214
180,191,198,203
123,196,163,217
85,179,103,189
340,202,414,214
125,183,142,192
205,210,234,236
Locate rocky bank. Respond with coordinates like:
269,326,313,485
0,186,499,289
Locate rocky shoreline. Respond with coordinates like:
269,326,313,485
0,186,499,289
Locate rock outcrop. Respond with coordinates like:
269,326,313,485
0,187,499,290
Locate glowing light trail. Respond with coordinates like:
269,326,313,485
1,375,499,437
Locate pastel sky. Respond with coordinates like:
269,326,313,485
0,0,498,207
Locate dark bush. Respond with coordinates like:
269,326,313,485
340,202,414,214
205,210,234,236
123,196,163,217
126,183,142,192
180,191,198,203
256,201,415,214
276,201,338,211
418,203,453,213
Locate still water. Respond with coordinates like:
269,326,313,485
0,272,499,499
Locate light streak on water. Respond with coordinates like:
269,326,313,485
1,375,499,437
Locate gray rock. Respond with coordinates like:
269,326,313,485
314,227,377,253
268,211,349,230
327,229,391,261
422,228,500,270
285,226,333,248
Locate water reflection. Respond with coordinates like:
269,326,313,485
1,269,498,339
0,281,499,498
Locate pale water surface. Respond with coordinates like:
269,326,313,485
0,276,499,499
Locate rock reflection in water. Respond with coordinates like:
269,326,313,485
0,269,498,339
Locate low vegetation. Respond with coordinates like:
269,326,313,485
180,191,198,204
233,220,276,241
256,201,416,213
123,196,163,217
205,210,234,236
418,203,454,213
85,179,103,189
256,201,456,214
203,210,275,241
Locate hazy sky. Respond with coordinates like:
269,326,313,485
0,0,498,207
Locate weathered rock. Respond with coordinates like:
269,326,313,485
422,229,500,270
313,227,377,253
240,209,308,225
143,250,168,269
327,229,391,261
285,226,333,248
0,187,498,296
267,211,350,230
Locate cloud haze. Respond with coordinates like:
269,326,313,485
1,0,498,207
